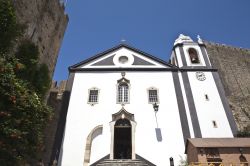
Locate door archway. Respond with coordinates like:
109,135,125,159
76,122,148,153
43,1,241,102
114,119,132,159
110,108,136,160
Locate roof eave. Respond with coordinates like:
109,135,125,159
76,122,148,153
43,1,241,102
69,43,175,69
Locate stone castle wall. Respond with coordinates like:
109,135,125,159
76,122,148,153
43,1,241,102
205,42,250,131
13,0,68,77
44,81,67,165
12,1,68,164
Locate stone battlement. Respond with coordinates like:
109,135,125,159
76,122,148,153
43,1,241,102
204,41,250,52
50,80,67,99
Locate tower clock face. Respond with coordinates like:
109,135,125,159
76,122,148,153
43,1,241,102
196,72,206,81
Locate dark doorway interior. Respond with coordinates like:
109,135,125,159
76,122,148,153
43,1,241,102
114,119,132,159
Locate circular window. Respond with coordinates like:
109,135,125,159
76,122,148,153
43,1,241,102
118,56,129,64
113,54,134,66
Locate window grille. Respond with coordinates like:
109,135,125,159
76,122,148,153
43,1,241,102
118,83,129,103
148,89,158,103
88,89,99,104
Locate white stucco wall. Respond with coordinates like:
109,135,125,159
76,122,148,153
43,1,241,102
187,71,233,138
60,71,186,166
174,47,183,67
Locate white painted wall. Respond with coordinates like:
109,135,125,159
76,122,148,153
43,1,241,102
60,71,186,166
187,71,233,138
174,47,183,67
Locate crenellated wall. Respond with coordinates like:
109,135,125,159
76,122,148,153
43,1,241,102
13,0,68,77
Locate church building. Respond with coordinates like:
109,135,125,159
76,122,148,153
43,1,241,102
57,35,247,166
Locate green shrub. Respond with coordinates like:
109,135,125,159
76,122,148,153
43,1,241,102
0,0,52,165
15,40,51,98
0,0,22,55
0,57,52,165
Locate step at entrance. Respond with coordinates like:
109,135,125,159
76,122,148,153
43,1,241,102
96,159,149,166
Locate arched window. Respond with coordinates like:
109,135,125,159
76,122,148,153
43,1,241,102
118,83,129,103
188,48,200,64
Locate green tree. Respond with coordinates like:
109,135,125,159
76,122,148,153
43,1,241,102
15,40,51,98
0,0,22,55
34,63,51,98
0,57,52,165
15,40,39,82
0,0,52,165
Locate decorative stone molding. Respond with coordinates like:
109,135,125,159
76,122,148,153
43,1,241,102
83,125,103,166
110,108,136,160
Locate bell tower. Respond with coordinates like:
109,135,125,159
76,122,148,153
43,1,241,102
170,34,212,68
170,34,237,139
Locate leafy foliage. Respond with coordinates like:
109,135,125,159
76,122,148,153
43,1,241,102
0,0,52,165
0,57,52,165
15,40,39,82
33,63,51,98
0,0,22,55
15,40,51,98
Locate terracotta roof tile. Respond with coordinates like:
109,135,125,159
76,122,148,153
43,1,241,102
187,138,250,148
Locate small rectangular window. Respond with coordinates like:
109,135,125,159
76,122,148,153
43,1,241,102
212,121,218,128
88,89,99,104
205,94,209,100
148,89,158,103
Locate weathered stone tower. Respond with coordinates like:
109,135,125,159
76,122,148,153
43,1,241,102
46,81,67,165
13,0,68,77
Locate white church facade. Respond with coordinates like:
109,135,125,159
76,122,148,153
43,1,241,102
58,35,238,166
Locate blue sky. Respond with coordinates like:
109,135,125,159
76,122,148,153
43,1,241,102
54,0,250,81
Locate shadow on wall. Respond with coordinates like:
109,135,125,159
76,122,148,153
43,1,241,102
155,128,162,142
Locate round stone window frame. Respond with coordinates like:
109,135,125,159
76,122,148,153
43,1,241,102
113,54,134,66
118,56,129,64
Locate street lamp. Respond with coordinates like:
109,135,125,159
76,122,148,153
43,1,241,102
170,157,174,166
153,103,159,112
